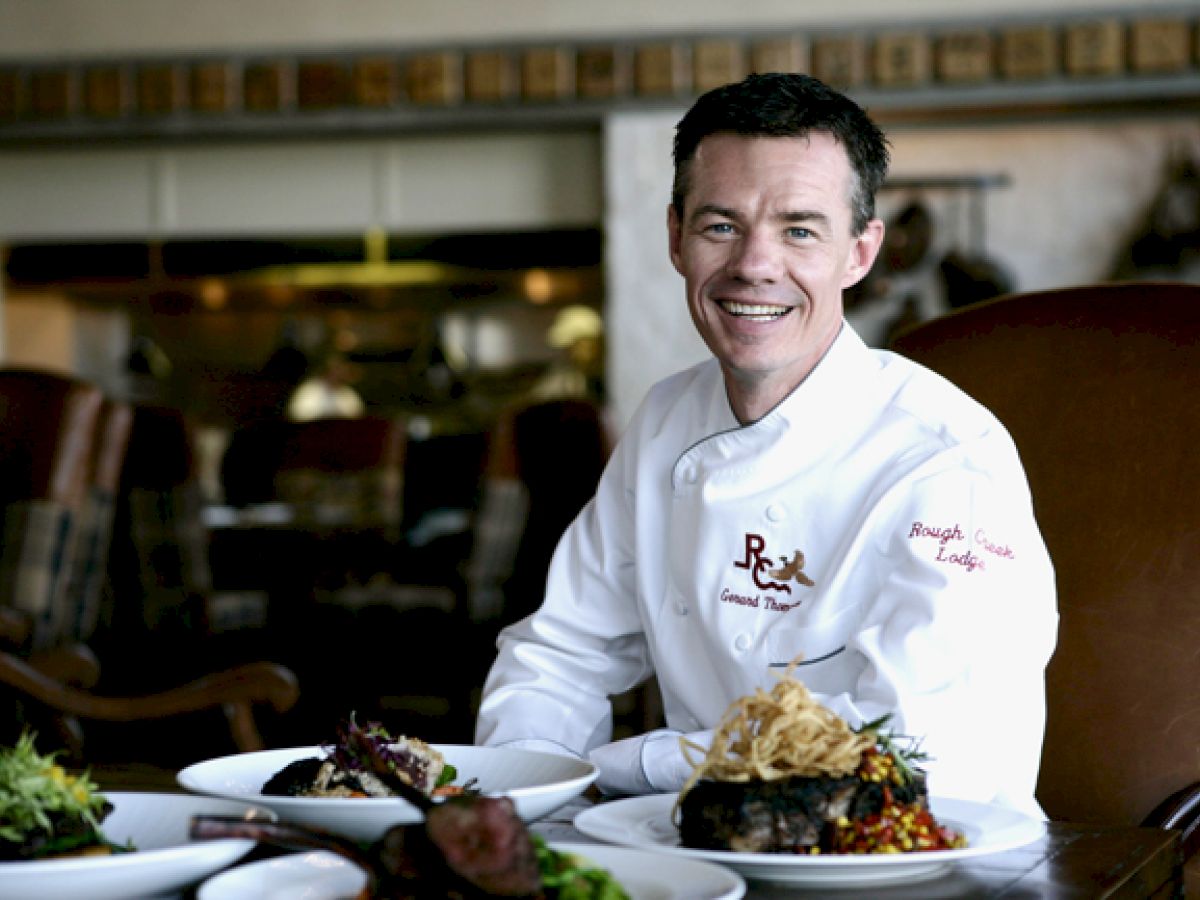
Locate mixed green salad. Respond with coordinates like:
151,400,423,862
0,731,126,860
534,836,631,900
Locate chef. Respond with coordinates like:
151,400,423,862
475,72,1058,818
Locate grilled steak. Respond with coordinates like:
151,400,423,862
678,768,929,854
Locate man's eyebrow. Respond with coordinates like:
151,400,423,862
689,203,739,223
689,204,833,229
686,204,835,232
780,209,831,227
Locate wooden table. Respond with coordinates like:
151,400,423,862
114,774,1181,899
531,797,1184,899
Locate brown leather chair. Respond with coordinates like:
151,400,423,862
890,282,1200,871
272,415,407,544
0,368,103,650
215,415,418,743
452,397,613,628
0,373,299,770
61,397,134,644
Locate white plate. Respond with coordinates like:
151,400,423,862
574,793,1046,887
179,744,598,842
0,791,274,900
198,851,365,900
199,841,746,900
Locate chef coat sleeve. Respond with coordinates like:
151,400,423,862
818,452,1058,816
474,436,652,758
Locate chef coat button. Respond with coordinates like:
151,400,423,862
734,633,751,652
676,602,689,616
766,504,786,522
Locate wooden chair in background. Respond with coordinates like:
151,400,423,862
218,414,422,743
62,398,134,645
100,404,276,671
0,368,103,651
0,370,299,772
463,396,662,736
273,415,407,561
890,281,1200,881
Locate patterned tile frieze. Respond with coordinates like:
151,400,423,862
1,9,1198,140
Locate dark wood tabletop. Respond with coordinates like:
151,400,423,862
108,769,1182,899
531,797,1184,900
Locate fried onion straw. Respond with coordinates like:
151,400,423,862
677,660,873,806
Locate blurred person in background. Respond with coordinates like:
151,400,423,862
287,352,364,422
530,304,606,405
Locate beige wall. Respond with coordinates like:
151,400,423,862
3,292,79,374
2,291,129,390
0,131,602,240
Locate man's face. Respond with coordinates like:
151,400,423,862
668,132,883,415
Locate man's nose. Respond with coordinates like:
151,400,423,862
725,230,780,283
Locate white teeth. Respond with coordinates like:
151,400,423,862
722,301,789,319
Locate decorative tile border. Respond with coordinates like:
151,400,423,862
1,9,1198,141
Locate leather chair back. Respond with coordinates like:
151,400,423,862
272,416,407,535
0,369,104,648
890,281,1200,827
106,404,210,640
63,398,134,642
0,368,103,508
456,397,611,629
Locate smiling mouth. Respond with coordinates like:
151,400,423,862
719,300,792,322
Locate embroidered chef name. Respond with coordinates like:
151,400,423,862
907,521,1016,573
720,588,801,612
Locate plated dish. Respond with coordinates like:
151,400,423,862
198,841,747,900
574,793,1046,887
0,791,273,900
179,744,598,841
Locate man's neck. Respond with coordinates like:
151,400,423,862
723,324,844,425
724,372,800,425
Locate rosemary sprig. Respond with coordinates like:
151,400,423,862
856,714,932,785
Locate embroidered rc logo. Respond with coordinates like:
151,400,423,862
734,533,816,592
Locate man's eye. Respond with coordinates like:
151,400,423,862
704,222,735,235
786,226,812,240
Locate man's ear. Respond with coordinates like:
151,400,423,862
667,204,685,276
841,218,885,289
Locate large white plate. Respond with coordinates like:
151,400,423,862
574,793,1046,887
0,791,273,900
199,841,746,900
179,744,598,842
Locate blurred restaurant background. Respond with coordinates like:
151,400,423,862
1,0,1198,763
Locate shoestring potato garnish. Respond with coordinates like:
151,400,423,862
678,661,875,799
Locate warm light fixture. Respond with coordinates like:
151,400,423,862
523,268,555,304
264,283,296,307
198,277,229,310
238,259,460,289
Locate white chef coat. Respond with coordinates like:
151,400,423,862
476,323,1058,818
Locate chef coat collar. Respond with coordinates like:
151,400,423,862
682,321,876,470
736,320,876,432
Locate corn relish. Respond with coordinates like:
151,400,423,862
817,741,968,855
